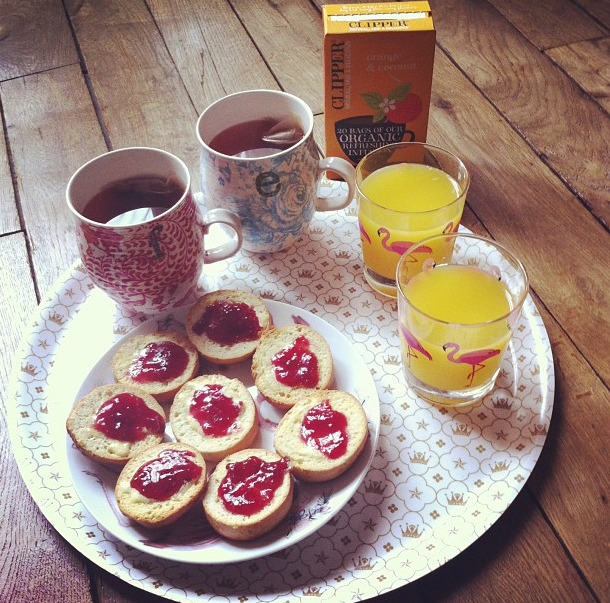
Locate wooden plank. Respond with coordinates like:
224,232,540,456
577,0,610,29
415,490,598,602
0,234,92,603
431,0,610,227
547,36,610,113
65,0,203,176
228,0,325,113
1,64,106,297
485,0,608,50
0,0,78,79
147,0,279,114
0,108,20,234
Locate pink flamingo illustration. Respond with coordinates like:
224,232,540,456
400,323,432,366
359,220,372,244
377,228,432,261
442,342,501,387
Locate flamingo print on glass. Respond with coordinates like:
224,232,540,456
356,142,469,297
397,232,529,407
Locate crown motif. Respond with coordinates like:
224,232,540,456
298,269,315,278
303,586,322,596
259,290,276,300
21,362,38,377
452,424,472,437
384,355,401,366
380,413,394,426
324,295,341,305
530,364,541,377
48,311,65,326
364,480,386,495
409,451,429,465
530,424,547,437
235,263,251,273
492,397,513,410
491,460,510,473
311,226,325,234
113,325,130,336
335,250,351,260
216,577,237,589
353,324,370,335
467,257,479,266
401,523,422,538
447,492,466,505
353,555,376,570
346,206,357,216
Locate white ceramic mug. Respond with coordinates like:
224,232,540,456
196,89,356,253
66,147,242,314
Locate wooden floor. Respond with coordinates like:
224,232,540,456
0,0,608,602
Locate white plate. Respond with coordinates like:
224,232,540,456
8,192,554,602
65,300,381,564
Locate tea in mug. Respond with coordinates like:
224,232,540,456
82,175,185,224
208,117,305,158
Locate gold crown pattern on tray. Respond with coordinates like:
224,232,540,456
9,187,554,603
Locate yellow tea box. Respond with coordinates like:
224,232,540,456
323,2,435,169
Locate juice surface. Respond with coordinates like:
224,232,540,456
359,163,460,212
404,264,512,323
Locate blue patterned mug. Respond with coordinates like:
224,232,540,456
196,90,356,253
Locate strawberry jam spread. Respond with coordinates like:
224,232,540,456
272,336,319,387
94,393,164,441
127,340,188,383
190,384,242,436
301,400,348,459
192,300,261,344
130,448,202,501
219,455,290,516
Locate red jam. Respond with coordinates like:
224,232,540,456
301,400,348,459
93,392,165,441
272,336,319,387
192,300,261,344
219,455,290,516
190,384,242,436
127,340,189,383
130,448,202,501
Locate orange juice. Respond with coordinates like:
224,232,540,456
400,264,513,392
358,163,463,282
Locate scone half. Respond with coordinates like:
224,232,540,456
273,390,368,482
203,448,293,541
115,442,207,528
170,374,258,462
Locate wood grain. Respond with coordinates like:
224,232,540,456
486,0,608,50
0,0,78,80
430,0,610,228
147,0,280,114
547,36,610,113
1,65,106,295
0,112,19,235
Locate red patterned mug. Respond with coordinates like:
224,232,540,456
67,147,242,313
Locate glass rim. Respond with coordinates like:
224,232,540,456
355,141,470,215
396,232,530,327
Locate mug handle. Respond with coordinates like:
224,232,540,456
315,157,356,212
201,208,243,263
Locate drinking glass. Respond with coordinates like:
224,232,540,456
356,142,469,297
396,232,529,406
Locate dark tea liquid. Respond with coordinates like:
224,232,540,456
208,117,303,157
81,175,184,224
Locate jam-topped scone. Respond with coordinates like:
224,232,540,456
115,442,207,528
66,383,166,466
251,324,333,409
169,374,258,462
185,290,272,364
112,331,200,404
273,389,368,482
203,448,293,541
